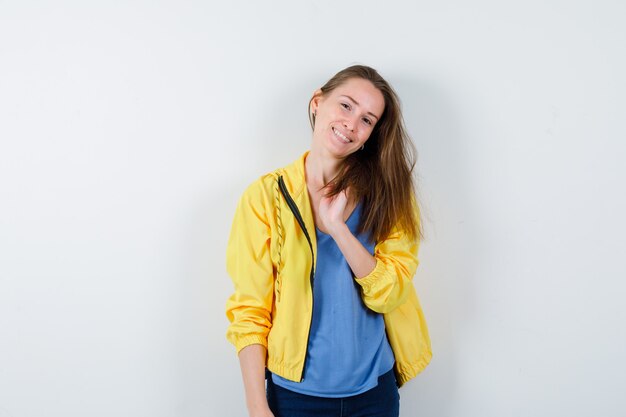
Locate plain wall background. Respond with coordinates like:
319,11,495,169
1,1,625,416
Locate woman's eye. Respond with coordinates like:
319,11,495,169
363,118,372,125
340,103,350,110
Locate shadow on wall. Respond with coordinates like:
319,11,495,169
392,73,482,416
171,77,311,414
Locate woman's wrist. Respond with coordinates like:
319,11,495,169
327,221,349,238
329,221,376,278
247,400,271,415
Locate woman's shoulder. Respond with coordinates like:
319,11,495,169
240,168,283,195
236,166,292,214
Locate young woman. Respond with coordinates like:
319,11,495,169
226,65,431,417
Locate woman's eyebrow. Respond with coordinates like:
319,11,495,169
340,95,380,120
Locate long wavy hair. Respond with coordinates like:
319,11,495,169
308,65,423,242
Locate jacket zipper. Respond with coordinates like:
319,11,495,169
277,175,314,382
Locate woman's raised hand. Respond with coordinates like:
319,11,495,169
318,188,350,235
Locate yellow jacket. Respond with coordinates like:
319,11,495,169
225,152,432,387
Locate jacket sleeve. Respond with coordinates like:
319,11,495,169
354,223,420,314
225,179,275,353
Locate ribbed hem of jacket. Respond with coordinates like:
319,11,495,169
233,334,268,354
354,259,388,290
395,350,433,387
266,357,304,383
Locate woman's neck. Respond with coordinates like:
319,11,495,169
304,147,343,189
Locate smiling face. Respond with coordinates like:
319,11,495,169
310,77,385,159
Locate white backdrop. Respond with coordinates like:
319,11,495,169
1,1,625,416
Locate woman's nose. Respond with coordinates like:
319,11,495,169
343,117,356,132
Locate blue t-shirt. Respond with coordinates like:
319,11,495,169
271,203,395,397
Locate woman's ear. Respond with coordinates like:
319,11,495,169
310,89,323,113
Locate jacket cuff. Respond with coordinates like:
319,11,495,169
233,334,268,354
354,259,387,291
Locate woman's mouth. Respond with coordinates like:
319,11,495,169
332,127,352,143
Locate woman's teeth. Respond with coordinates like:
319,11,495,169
333,128,351,143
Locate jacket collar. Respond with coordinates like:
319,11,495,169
278,151,309,198
277,151,317,258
